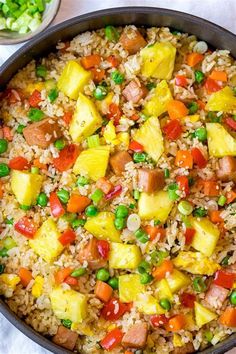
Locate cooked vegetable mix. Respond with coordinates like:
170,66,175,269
0,25,236,354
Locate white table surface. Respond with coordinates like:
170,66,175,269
1,0,236,353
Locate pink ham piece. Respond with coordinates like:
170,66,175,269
122,322,148,348
52,326,78,350
205,284,229,308
122,80,148,104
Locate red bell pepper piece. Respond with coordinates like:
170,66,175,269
100,328,123,351
97,240,110,259
64,276,78,286
105,185,122,200
107,103,122,125
53,144,79,172
175,75,188,87
49,192,65,218
62,111,73,125
14,217,37,239
204,77,222,94
28,90,42,107
225,117,236,131
8,156,30,170
101,298,130,321
150,314,169,328
163,119,182,141
107,55,120,68
129,140,144,153
58,229,76,246
176,175,190,196
191,147,207,169
184,228,196,245
180,292,196,308
213,270,235,289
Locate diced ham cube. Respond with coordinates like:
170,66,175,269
77,238,107,270
119,28,146,55
52,326,78,351
171,342,195,354
123,80,148,104
122,322,148,349
217,156,236,183
110,151,132,176
205,284,229,308
138,168,165,193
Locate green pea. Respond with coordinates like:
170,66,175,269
20,204,31,211
77,176,89,186
193,276,207,293
91,189,104,203
154,220,161,226
0,248,8,257
135,229,149,243
140,272,153,284
133,152,147,163
111,70,124,84
0,163,10,177
159,298,171,310
195,70,205,84
61,319,72,329
37,192,48,207
28,108,44,122
48,88,58,103
0,139,8,154
96,268,110,281
54,139,66,150
129,203,135,209
114,217,126,230
93,86,108,100
71,218,86,229
0,264,5,274
71,268,86,277
150,250,169,266
85,205,98,217
57,189,70,204
105,25,119,42
16,124,26,134
230,290,236,305
138,260,151,274
195,127,207,141
193,207,207,217
204,330,213,343
115,205,129,218
108,277,119,290
188,101,199,115
36,65,47,78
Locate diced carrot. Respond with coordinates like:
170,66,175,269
95,280,113,302
62,111,73,125
18,267,33,287
219,307,236,327
165,314,186,331
186,52,204,67
175,150,193,169
67,194,91,213
80,54,101,69
145,225,166,241
54,267,73,284
28,89,42,107
209,210,223,224
197,99,206,110
130,113,140,121
33,158,47,170
152,260,173,280
64,276,78,286
209,70,228,82
203,180,220,196
167,100,189,120
0,181,3,198
107,55,120,68
96,177,113,194
90,68,105,83
3,127,13,141
226,190,236,204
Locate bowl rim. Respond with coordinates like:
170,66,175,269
0,6,236,354
0,0,61,45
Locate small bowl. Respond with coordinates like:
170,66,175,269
0,0,61,45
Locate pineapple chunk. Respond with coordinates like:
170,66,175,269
71,322,94,336
194,302,217,328
29,218,63,263
133,116,164,162
0,274,20,288
206,86,236,112
32,276,44,298
138,190,174,222
206,123,236,157
166,269,190,293
173,251,220,275
58,60,91,100
103,121,119,145
84,211,121,242
142,80,173,117
50,287,87,323
190,217,220,257
183,114,200,123
11,170,43,206
154,278,173,301
119,274,145,302
135,293,165,315
69,93,102,143
173,334,183,347
117,132,130,150
140,42,176,80
96,92,114,115
73,146,110,181
109,242,142,269
25,82,45,95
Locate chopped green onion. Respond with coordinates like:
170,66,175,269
48,88,58,103
0,264,5,274
150,250,168,266
71,268,86,277
20,204,31,211
129,203,135,209
105,25,119,42
5,218,14,225
28,108,44,122
221,255,230,266
146,82,156,91
154,220,161,226
77,176,89,186
138,260,151,274
218,195,227,207
167,183,179,201
193,276,206,293
135,229,149,243
61,319,72,329
178,200,193,216
204,330,213,343
0,248,8,257
133,152,147,163
57,189,70,204
133,190,140,200
36,65,47,78
193,207,207,217
31,166,39,174
87,134,100,148
16,124,26,134
140,272,153,284
71,218,86,229
91,189,104,203
164,168,170,178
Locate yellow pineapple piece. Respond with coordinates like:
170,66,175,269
166,269,190,293
154,278,173,301
173,251,220,275
206,123,236,157
135,293,165,315
194,302,217,328
138,190,174,222
84,211,121,242
109,242,141,269
206,86,236,112
119,274,145,302
32,276,44,298
11,170,43,206
142,80,173,117
96,92,114,115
